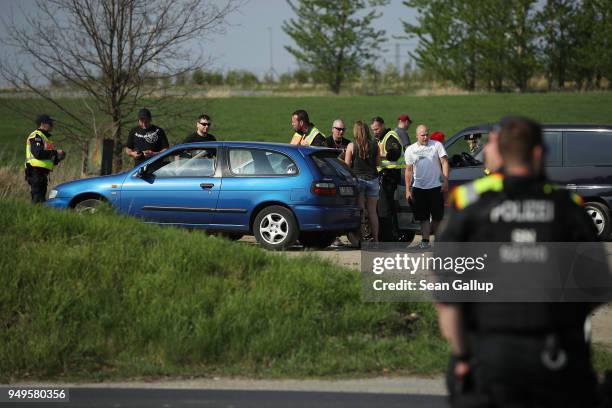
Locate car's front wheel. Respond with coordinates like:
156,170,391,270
73,198,105,214
253,206,298,250
585,201,611,238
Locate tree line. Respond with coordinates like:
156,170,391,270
283,0,612,93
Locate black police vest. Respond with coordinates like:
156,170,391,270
449,175,595,333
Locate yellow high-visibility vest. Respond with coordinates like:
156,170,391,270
291,126,323,146
378,130,405,171
25,130,55,170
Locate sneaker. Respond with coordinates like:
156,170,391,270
330,238,344,248
417,241,430,250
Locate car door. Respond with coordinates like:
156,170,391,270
561,130,612,197
120,146,221,226
215,147,302,230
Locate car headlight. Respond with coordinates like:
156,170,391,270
48,189,58,199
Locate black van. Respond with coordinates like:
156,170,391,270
397,124,612,239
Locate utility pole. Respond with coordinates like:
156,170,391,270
267,26,277,81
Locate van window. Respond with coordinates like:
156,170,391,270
543,132,562,166
564,131,612,166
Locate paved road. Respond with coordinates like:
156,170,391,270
5,388,446,408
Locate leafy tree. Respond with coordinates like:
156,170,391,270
292,69,312,84
536,0,579,89
404,0,539,92
192,68,206,85
283,0,388,94
506,0,539,92
204,71,224,86
571,0,612,89
403,0,481,91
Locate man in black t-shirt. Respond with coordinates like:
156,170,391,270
125,108,169,167
324,119,350,159
183,114,217,144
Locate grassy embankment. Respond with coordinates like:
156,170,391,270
0,200,447,382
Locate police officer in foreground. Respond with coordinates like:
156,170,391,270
437,116,602,407
371,116,404,242
25,114,66,203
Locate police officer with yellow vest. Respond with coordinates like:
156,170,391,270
437,116,603,407
290,109,326,147
25,114,66,203
371,116,404,242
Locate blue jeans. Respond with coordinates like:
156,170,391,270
358,178,380,197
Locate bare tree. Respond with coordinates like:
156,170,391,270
0,0,239,172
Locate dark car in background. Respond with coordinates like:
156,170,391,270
398,124,612,239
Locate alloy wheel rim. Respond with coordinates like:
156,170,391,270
259,213,289,245
586,205,605,235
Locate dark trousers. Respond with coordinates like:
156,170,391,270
448,333,599,407
25,166,49,204
378,170,400,242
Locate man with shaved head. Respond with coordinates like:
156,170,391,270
404,124,449,249
325,118,350,159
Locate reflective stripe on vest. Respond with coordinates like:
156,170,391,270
378,130,405,171
302,126,322,146
451,174,584,210
452,173,504,209
25,130,55,170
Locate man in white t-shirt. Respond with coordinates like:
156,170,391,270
404,125,449,249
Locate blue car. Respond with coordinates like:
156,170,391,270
45,142,361,250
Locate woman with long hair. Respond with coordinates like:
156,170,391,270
345,121,381,242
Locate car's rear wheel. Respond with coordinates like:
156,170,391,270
253,206,298,250
299,232,336,249
74,198,104,214
584,202,611,238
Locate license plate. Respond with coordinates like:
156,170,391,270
339,186,354,196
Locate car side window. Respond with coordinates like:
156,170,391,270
446,132,488,167
564,131,612,166
229,148,298,176
543,131,562,166
150,148,217,178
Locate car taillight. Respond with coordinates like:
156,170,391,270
312,182,337,196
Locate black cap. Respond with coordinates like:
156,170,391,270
464,133,481,141
138,108,152,120
35,114,54,126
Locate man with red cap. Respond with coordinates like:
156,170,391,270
395,114,412,148
430,131,445,143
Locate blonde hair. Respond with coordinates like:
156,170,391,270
353,121,371,160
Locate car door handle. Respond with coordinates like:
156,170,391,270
200,183,214,189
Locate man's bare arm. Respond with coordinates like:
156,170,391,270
440,156,449,192
435,302,467,355
405,164,413,200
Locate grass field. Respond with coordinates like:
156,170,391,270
0,200,448,382
2,92,612,169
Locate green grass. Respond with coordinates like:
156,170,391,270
0,200,447,382
2,92,612,168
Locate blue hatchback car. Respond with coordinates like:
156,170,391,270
45,142,361,250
